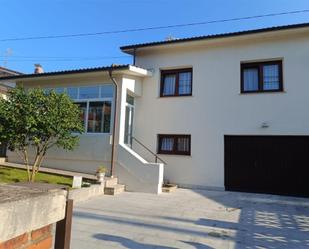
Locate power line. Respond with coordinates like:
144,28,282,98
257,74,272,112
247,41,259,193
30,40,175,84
3,57,131,62
0,55,129,59
0,55,130,62
0,9,308,42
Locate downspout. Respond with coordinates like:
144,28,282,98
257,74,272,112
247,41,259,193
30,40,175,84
133,48,137,66
108,69,118,178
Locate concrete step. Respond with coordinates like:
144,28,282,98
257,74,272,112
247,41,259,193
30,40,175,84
104,177,118,188
104,184,125,195
162,184,178,193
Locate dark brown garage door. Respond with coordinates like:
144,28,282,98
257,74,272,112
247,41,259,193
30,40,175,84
225,135,309,197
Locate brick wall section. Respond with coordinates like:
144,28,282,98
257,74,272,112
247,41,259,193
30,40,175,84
0,225,52,249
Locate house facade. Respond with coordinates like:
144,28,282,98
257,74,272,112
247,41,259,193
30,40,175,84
1,23,309,196
0,66,21,78
0,66,21,98
0,66,22,157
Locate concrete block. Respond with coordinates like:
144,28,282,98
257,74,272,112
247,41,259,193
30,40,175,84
68,184,105,203
104,177,118,188
104,184,125,195
72,176,83,189
0,183,67,242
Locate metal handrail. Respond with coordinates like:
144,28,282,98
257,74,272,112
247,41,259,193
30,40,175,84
131,137,167,165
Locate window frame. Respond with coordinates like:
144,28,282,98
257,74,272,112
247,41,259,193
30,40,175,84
157,134,191,156
241,60,283,93
75,99,113,135
160,68,193,97
45,84,114,135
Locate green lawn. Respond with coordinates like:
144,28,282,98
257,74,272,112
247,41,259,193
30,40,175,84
0,166,73,187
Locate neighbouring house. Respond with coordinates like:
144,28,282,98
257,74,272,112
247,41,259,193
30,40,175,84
1,23,309,196
0,66,21,98
0,66,21,78
0,84,8,99
0,66,22,157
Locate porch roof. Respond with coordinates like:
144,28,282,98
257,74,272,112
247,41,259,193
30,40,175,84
0,64,151,83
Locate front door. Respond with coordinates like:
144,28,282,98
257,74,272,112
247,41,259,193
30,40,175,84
124,94,134,147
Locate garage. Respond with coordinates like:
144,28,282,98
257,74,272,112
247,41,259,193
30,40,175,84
224,135,309,197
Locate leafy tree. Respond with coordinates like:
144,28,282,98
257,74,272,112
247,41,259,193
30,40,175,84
0,87,83,182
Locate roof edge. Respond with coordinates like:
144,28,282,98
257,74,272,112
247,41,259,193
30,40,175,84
0,64,150,81
120,22,309,53
0,66,23,75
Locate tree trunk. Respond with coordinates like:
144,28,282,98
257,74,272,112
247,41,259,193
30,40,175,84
30,153,41,182
18,149,31,182
24,150,31,182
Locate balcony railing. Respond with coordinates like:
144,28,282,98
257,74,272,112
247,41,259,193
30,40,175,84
130,137,167,165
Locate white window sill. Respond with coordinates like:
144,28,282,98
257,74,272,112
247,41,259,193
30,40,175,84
157,95,194,99
72,132,111,136
239,91,286,95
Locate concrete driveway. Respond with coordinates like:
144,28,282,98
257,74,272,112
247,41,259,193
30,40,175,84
72,189,309,249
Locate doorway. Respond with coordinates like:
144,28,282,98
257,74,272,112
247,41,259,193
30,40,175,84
124,94,134,147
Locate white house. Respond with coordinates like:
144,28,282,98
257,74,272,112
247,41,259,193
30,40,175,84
1,23,309,196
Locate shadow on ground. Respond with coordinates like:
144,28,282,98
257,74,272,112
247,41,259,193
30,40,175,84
94,234,178,249
73,189,309,249
190,189,309,249
180,241,214,249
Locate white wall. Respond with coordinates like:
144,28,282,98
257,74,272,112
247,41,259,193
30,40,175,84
116,144,164,194
8,74,114,174
133,32,309,189
114,75,164,194
7,72,164,194
7,134,112,174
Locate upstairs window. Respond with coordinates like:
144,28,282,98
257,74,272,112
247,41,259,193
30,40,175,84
241,60,283,93
158,134,191,155
160,68,192,97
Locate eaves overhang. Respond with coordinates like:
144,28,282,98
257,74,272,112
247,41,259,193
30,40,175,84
121,22,309,54
0,65,152,83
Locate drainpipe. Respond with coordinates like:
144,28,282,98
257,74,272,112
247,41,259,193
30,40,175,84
108,69,118,178
133,48,137,66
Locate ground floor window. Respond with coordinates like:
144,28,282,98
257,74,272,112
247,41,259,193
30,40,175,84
76,101,111,133
157,134,191,155
44,84,114,134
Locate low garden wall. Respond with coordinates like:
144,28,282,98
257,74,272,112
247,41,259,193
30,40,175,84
68,184,105,203
0,183,70,249
0,224,53,249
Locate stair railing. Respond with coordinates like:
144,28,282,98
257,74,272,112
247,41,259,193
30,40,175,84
131,137,167,165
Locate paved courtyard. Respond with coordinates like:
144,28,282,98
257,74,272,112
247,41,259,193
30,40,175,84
72,189,309,249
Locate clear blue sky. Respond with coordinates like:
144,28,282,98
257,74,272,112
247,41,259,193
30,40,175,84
1,0,309,73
